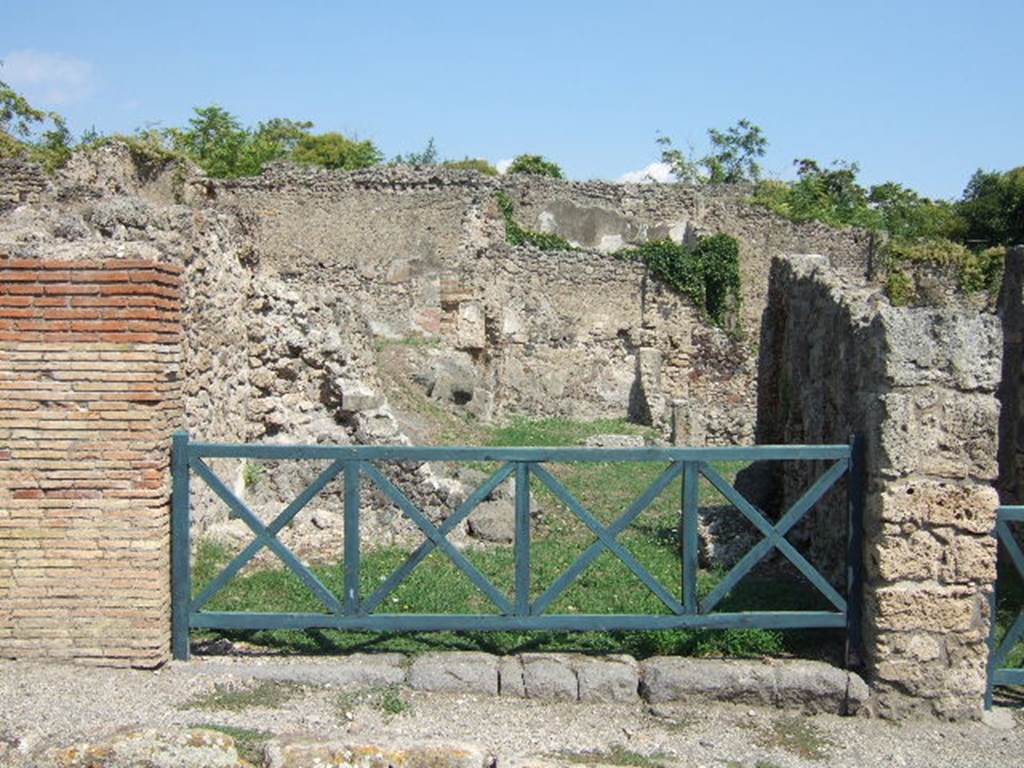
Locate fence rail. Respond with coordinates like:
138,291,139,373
171,432,863,662
986,505,1024,707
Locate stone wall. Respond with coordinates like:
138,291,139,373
757,254,1001,719
201,164,870,447
0,256,182,666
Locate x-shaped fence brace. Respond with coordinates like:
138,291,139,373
182,452,850,624
987,507,1024,705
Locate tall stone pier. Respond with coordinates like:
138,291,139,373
758,254,1002,719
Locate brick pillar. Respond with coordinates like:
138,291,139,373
0,258,182,666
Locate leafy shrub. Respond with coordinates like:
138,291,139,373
444,157,498,176
507,153,563,178
291,132,382,171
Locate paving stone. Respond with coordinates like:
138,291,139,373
408,652,499,695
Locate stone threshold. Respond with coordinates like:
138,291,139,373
187,651,870,715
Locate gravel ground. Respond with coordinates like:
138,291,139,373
0,656,1021,767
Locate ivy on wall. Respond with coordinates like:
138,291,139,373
620,235,742,328
495,191,741,329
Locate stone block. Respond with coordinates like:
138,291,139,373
640,657,774,707
408,651,498,695
264,739,489,768
467,500,515,543
574,655,639,702
521,653,578,700
869,584,984,634
878,390,998,480
498,656,526,697
455,301,485,350
42,728,240,768
875,480,998,535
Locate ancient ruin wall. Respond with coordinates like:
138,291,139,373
0,257,182,666
758,254,1001,719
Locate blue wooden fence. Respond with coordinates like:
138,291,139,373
171,432,863,661
986,505,1024,707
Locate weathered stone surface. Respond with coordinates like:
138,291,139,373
42,729,241,768
408,652,499,695
640,657,774,707
264,739,489,768
756,254,1003,720
521,654,578,700
574,655,639,703
498,656,526,697
639,657,867,714
467,500,516,543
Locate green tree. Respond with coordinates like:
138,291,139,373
171,105,251,177
393,137,439,166
291,132,383,170
658,119,767,184
958,167,1024,247
704,118,767,183
507,154,563,178
0,75,72,169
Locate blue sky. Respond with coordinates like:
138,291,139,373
2,1,1021,199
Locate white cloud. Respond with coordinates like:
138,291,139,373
618,161,675,184
495,158,513,175
1,49,95,105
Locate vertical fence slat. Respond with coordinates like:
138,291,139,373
344,461,361,615
682,461,699,614
171,431,191,660
845,434,865,668
515,462,531,616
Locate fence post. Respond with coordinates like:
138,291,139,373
682,461,699,613
845,433,865,669
344,461,361,615
171,430,191,661
515,462,531,615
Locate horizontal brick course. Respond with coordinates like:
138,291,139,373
0,257,182,668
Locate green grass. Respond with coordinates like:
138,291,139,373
188,724,271,765
995,554,1024,670
180,679,307,712
191,417,843,661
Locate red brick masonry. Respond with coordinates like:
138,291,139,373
0,258,182,666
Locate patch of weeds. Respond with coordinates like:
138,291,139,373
242,461,265,490
756,716,832,761
181,679,306,712
553,744,670,768
336,684,410,718
189,724,271,765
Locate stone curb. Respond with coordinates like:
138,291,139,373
191,653,869,714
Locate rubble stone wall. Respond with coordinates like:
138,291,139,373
757,254,1001,719
0,256,182,666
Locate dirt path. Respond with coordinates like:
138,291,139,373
0,657,1020,767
